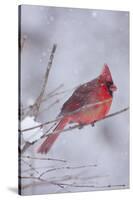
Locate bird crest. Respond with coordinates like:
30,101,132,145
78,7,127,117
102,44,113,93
101,64,113,82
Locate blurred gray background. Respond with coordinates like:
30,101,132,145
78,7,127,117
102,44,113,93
20,5,129,195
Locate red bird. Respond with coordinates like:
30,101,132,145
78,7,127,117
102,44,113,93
37,64,117,154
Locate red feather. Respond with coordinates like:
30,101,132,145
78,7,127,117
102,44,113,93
37,64,117,154
37,117,70,154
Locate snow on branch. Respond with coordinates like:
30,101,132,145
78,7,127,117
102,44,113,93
19,42,128,193
20,106,129,153
20,106,129,133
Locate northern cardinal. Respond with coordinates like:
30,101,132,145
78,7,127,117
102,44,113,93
37,64,117,154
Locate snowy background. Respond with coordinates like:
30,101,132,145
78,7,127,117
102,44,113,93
19,5,129,195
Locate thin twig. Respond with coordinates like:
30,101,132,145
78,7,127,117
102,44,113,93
45,83,64,98
39,164,97,178
21,155,67,163
21,44,57,120
21,158,40,175
21,122,58,154
60,107,129,134
33,44,57,119
20,106,129,133
54,174,109,183
20,106,129,153
41,85,78,102
22,164,98,174
21,83,64,113
51,183,126,189
38,99,60,114
19,175,126,190
19,175,67,190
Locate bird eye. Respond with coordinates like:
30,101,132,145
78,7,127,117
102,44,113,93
107,81,113,87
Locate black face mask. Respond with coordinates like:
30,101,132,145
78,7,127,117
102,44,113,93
106,81,114,96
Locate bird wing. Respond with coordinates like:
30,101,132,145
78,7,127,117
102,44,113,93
61,78,100,115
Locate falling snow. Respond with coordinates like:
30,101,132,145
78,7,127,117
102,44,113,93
20,5,129,195
92,11,97,18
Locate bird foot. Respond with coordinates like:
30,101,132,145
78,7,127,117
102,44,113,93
91,121,96,127
78,124,84,129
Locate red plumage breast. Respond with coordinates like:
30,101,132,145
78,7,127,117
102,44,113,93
68,84,112,125
61,77,113,125
70,99,112,125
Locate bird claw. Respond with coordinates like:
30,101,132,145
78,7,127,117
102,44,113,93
78,124,84,129
91,122,95,127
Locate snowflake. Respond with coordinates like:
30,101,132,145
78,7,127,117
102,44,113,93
73,69,79,75
49,16,54,21
40,7,44,11
46,21,50,25
92,11,97,18
69,8,73,12
39,58,43,63
42,51,47,57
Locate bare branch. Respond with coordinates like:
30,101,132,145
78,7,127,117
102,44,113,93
45,83,64,98
19,175,67,190
60,107,129,134
53,183,126,189
22,164,97,174
20,106,129,133
21,155,67,163
33,44,57,119
21,83,64,115
21,44,57,120
20,106,129,153
21,158,40,175
21,122,58,154
38,99,60,114
41,85,78,103
19,175,126,190
39,164,97,178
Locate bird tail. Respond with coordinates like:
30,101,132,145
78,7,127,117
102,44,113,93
37,117,69,154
